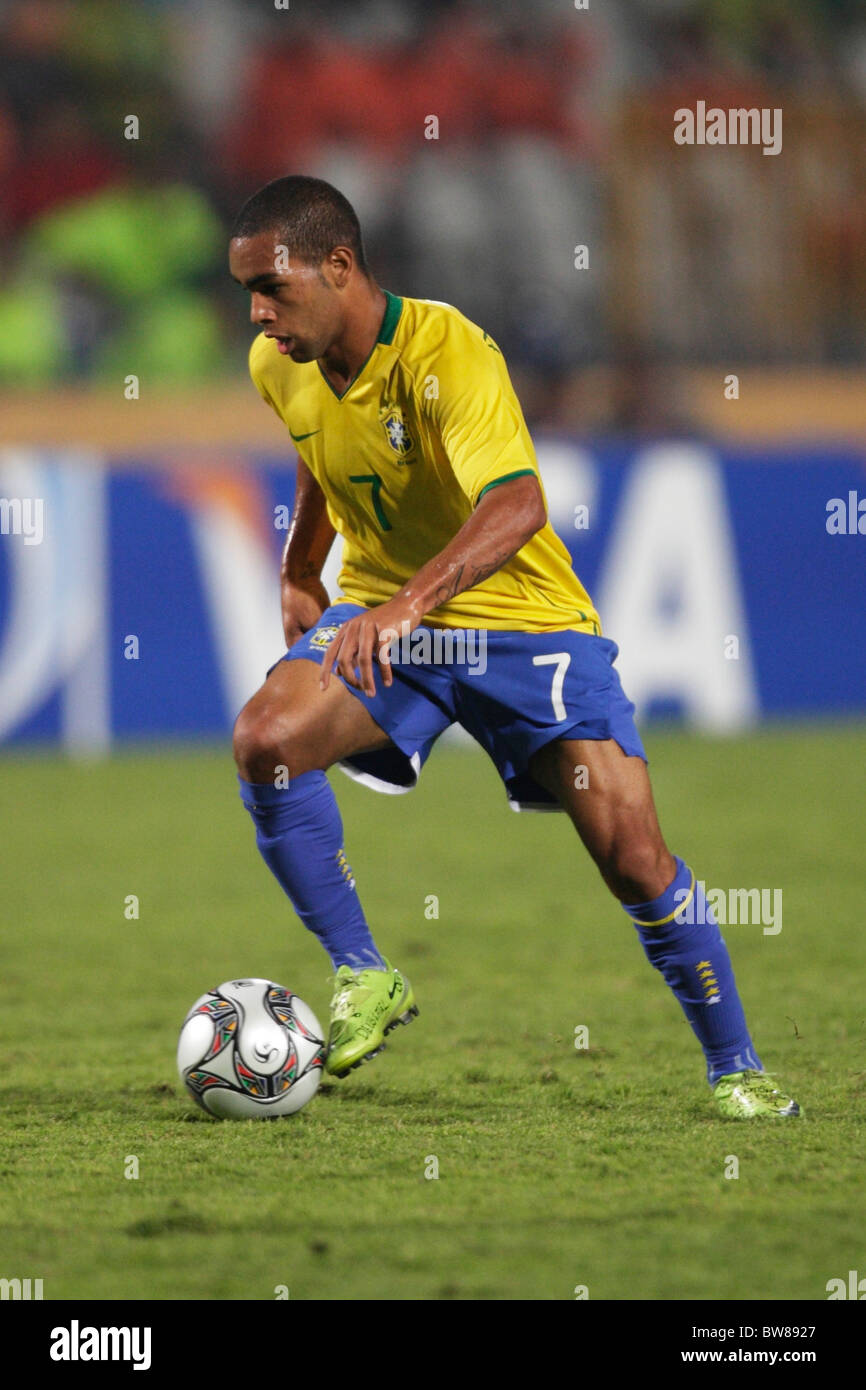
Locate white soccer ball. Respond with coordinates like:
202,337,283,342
177,978,326,1119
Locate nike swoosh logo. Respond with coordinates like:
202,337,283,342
388,978,401,999
289,428,321,442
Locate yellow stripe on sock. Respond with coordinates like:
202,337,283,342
627,872,695,927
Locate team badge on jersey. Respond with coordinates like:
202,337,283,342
309,624,342,650
380,406,416,461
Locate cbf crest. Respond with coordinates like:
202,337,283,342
310,624,342,650
380,405,416,463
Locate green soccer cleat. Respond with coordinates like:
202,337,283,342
713,1069,802,1119
325,958,418,1077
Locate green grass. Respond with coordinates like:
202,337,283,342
1,725,864,1300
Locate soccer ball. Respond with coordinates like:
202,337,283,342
177,978,326,1119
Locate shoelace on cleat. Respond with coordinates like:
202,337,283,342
741,1071,787,1101
329,970,375,1020
718,1070,790,1106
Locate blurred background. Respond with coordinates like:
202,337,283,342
1,0,864,750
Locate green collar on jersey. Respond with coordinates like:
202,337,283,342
318,290,402,400
377,290,403,345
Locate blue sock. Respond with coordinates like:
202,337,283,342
238,772,386,972
622,857,762,1085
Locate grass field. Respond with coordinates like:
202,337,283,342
1,724,864,1301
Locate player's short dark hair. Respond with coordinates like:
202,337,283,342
230,176,369,274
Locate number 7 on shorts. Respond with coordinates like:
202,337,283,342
533,651,571,722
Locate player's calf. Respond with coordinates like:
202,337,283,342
530,736,674,900
234,657,396,976
592,831,677,905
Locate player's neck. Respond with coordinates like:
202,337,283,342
318,281,388,395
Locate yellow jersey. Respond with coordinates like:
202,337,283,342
249,292,600,633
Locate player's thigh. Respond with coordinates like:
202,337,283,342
529,736,668,864
233,656,393,778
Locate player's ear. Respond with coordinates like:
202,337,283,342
325,247,354,289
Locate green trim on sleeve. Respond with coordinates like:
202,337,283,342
476,469,537,504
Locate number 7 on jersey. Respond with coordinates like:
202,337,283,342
348,471,392,531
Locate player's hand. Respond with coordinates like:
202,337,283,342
281,575,330,648
320,595,424,697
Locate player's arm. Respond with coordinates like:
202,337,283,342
281,458,336,647
321,473,545,696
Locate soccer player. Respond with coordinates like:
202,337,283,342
229,175,799,1119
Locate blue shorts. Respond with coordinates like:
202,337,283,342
282,602,646,812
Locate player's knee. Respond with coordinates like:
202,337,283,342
233,704,290,784
598,833,673,903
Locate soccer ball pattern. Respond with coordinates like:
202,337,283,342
177,978,325,1119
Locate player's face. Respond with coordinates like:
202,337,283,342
229,233,343,362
